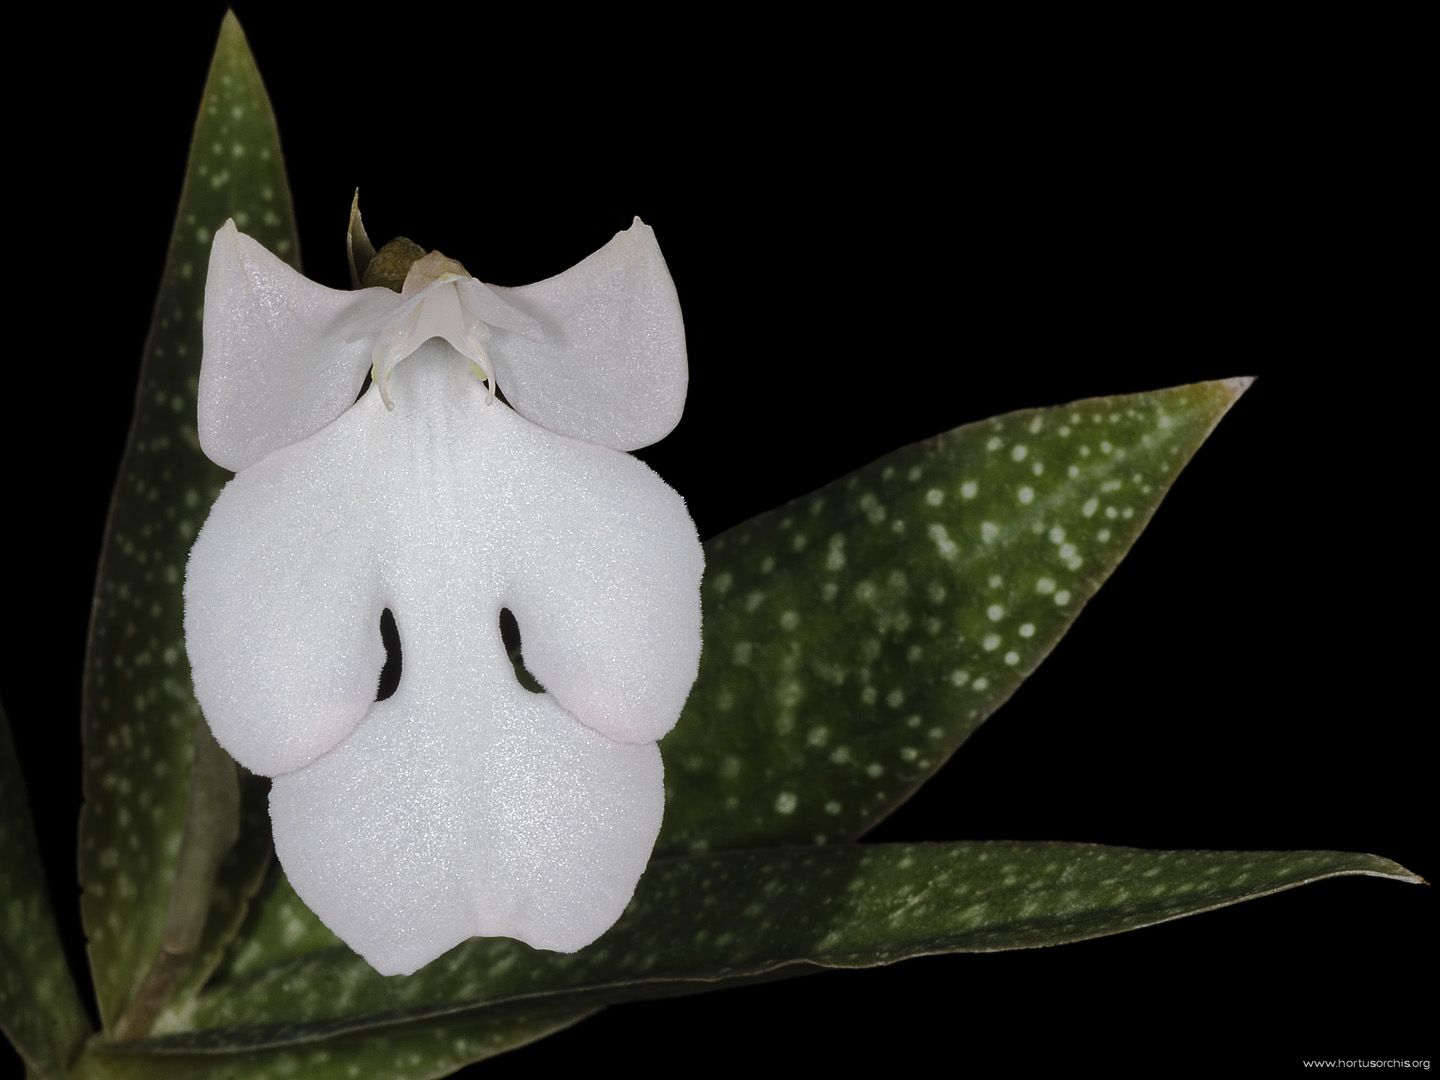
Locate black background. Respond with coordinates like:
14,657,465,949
3,6,1431,1075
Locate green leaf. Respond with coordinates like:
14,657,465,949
658,378,1253,853
195,862,341,988
0,699,91,1078
78,11,298,1031
124,843,1416,1050
74,1006,592,1080
160,772,273,1010
110,722,239,1041
197,376,1255,989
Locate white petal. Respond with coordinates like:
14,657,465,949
458,703,662,955
455,278,542,340
271,687,663,974
504,432,704,744
485,218,688,451
187,342,701,971
199,220,402,471
183,404,386,776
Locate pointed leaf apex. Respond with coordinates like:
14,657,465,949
1376,862,1425,885
661,377,1270,852
1224,375,1256,398
218,9,244,42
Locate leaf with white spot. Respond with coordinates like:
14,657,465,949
194,377,1255,989
106,843,1418,1050
201,866,342,985
73,1005,592,1080
658,378,1254,853
0,698,91,1078
155,771,273,1018
78,12,298,1032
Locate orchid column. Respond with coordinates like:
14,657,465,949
183,218,704,976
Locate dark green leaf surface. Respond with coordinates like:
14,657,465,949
0,700,91,1077
198,377,1254,991
200,862,341,986
111,722,239,1040
163,772,273,1009
78,13,298,1029
148,843,1415,1050
659,378,1253,853
75,1006,591,1080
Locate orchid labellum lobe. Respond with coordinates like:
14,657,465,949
183,219,703,976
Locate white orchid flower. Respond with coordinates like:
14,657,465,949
182,218,704,976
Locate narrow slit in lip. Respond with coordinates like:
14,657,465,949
376,607,401,701
500,607,544,694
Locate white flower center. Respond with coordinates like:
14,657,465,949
370,250,498,410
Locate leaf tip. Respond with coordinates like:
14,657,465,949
1179,374,1255,437
1222,375,1256,400
1353,855,1425,885
219,8,244,40
214,9,257,73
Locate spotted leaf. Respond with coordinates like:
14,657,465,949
0,699,91,1078
78,12,298,1030
190,376,1255,989
202,864,342,985
156,771,273,1017
114,843,1417,1050
658,378,1253,853
72,1006,591,1080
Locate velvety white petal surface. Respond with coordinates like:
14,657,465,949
271,684,664,974
183,406,386,777
507,444,704,744
455,277,543,339
186,342,702,973
488,218,688,451
200,220,402,471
